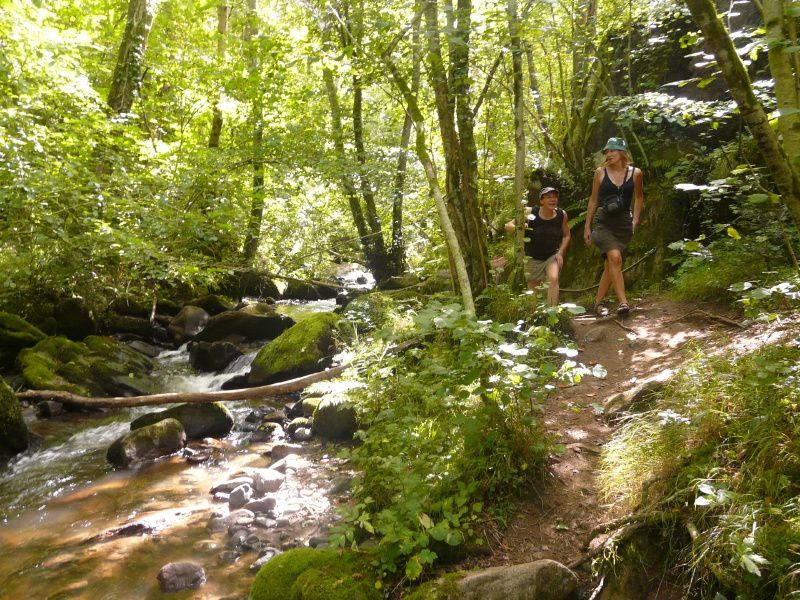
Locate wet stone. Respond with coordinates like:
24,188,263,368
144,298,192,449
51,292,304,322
292,427,313,441
219,550,240,564
229,483,253,510
157,561,206,593
213,492,230,503
244,498,277,514
249,547,280,572
254,517,277,529
271,443,305,461
210,476,254,495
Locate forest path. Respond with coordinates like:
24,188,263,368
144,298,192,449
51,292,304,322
465,293,752,593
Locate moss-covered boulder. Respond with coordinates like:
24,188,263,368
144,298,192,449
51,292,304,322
107,418,186,467
55,297,97,340
343,292,400,332
250,548,379,600
0,312,47,369
312,397,357,440
282,280,338,300
248,313,342,386
130,403,234,440
195,310,294,343
187,294,236,316
0,377,28,457
17,336,157,397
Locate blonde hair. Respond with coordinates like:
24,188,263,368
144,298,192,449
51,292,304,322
601,150,631,168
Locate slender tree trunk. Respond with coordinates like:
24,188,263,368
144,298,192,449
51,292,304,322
524,45,544,120
323,68,371,244
423,0,488,295
243,0,265,263
389,5,422,274
383,56,475,314
209,4,230,148
763,0,800,171
107,0,155,113
509,0,527,282
684,0,800,229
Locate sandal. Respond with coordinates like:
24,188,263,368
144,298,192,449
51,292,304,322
617,303,630,316
593,302,609,317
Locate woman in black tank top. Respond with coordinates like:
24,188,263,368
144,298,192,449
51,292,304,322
505,187,571,306
582,138,645,316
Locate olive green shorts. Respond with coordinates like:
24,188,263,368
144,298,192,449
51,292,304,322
524,255,557,282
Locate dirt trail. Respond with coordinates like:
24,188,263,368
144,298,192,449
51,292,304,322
466,294,749,592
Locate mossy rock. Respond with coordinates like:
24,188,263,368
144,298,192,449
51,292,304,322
250,548,379,600
312,396,357,440
187,294,236,316
17,336,157,397
194,310,294,343
283,280,338,300
0,312,47,369
0,377,28,457
248,313,343,386
55,297,97,340
130,402,234,440
106,418,186,467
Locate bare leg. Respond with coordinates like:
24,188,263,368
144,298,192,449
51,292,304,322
606,249,627,305
527,279,541,291
595,259,612,305
545,261,560,306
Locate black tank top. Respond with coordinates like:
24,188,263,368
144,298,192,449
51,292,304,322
524,207,564,260
598,167,634,221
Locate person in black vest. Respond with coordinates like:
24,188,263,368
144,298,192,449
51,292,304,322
583,137,644,316
505,187,571,306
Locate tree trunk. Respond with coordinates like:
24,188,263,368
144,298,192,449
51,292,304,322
107,0,155,113
423,0,488,295
763,0,800,172
243,0,265,263
208,4,230,148
382,55,475,313
684,0,800,229
509,0,527,282
16,366,347,409
389,4,422,274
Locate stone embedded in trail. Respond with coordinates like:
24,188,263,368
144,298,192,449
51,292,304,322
409,559,577,600
106,418,186,467
604,369,674,418
156,561,206,593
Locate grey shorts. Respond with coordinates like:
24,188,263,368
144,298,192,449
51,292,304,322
524,255,557,282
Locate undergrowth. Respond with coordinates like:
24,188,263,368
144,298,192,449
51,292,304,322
329,296,592,586
599,342,800,599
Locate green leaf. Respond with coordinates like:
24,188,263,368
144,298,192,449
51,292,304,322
746,193,770,204
726,227,741,240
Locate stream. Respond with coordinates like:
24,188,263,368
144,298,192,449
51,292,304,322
0,298,353,600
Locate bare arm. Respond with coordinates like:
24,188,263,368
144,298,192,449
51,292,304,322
632,168,644,234
505,206,532,232
584,169,602,246
554,210,571,268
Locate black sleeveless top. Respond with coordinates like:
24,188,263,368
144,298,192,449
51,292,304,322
524,207,564,260
598,166,634,222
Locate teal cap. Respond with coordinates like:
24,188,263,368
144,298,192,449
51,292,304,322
602,137,628,152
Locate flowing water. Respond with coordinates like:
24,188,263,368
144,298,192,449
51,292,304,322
0,300,352,599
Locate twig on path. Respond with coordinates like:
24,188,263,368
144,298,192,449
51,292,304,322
613,319,637,333
664,307,745,329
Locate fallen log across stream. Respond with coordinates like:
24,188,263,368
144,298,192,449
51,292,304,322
15,364,349,409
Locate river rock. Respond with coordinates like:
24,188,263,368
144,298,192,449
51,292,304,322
249,546,280,572
301,396,322,417
157,561,206,593
106,418,186,467
0,312,46,369
54,297,97,341
106,315,157,340
188,340,242,372
244,498,278,514
210,476,254,495
312,396,357,440
247,468,285,495
247,313,343,385
286,417,310,436
195,311,295,343
36,399,64,418
270,443,305,461
252,421,283,442
229,484,254,510
131,402,234,440
168,305,210,345
0,377,28,457
208,509,255,532
292,427,313,441
187,294,236,316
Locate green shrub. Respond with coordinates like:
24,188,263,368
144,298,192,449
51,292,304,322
330,301,585,582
